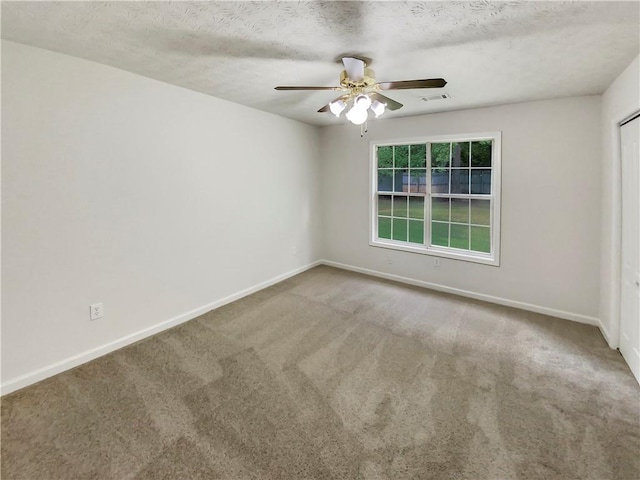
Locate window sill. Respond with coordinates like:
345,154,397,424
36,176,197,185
370,238,500,266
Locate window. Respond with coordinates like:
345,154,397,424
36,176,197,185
371,132,501,265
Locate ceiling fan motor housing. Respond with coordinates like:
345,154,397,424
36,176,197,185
340,68,377,91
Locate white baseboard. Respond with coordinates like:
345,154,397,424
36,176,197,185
0,260,322,396
321,260,600,327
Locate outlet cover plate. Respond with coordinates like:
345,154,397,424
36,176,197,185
90,303,104,320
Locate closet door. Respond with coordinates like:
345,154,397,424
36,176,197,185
620,115,640,383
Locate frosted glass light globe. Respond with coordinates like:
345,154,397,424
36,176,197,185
329,99,346,117
371,100,387,118
354,94,372,110
346,105,368,125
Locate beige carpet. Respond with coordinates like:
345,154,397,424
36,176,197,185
2,266,639,479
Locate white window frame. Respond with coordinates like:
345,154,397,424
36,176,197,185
369,132,502,266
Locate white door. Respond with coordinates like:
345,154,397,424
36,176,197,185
620,115,640,383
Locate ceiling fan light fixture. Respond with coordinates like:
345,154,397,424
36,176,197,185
329,99,346,117
371,100,387,118
346,104,368,125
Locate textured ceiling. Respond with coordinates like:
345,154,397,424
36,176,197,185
2,1,639,126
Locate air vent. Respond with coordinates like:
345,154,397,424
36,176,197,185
422,93,451,102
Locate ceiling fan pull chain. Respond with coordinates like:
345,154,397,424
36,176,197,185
360,121,369,137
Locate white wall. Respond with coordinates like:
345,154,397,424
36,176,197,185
1,41,322,392
320,96,602,323
600,54,640,346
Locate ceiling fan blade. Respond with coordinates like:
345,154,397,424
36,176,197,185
369,92,403,111
275,86,342,91
318,94,351,113
342,57,365,82
377,78,447,90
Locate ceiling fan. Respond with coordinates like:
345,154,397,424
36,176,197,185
275,56,447,127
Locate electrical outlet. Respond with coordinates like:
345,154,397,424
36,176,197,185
292,246,297,255
90,303,104,321
434,258,441,267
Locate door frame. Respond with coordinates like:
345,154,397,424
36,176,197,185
609,108,640,349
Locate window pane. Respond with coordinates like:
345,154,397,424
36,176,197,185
409,169,426,193
378,170,393,191
470,199,490,225
471,140,492,167
450,169,470,194
451,142,470,167
471,169,491,194
432,197,449,221
378,217,392,240
378,195,392,216
409,197,424,219
395,145,409,169
471,226,491,253
450,224,470,250
450,198,469,223
392,196,407,217
431,222,449,247
409,144,426,168
409,220,424,244
431,169,449,193
393,218,408,241
394,169,408,192
378,146,393,168
431,143,450,168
